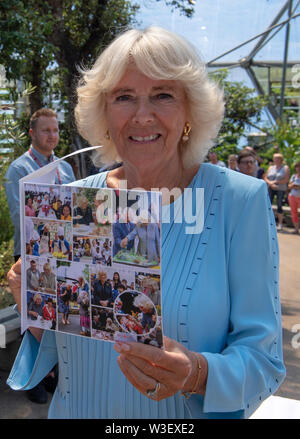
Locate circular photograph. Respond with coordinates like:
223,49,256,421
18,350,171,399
113,291,158,337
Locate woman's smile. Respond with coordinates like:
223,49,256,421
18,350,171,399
105,65,187,169
129,133,161,143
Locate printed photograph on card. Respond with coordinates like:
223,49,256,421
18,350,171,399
25,217,72,260
25,291,57,331
73,236,112,265
113,291,163,347
24,183,72,220
25,255,56,295
72,187,112,237
21,179,163,347
57,261,91,337
112,189,161,269
90,266,136,308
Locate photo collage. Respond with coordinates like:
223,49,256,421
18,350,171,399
22,182,163,347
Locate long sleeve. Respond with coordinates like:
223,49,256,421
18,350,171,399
7,330,58,391
199,182,286,415
4,165,25,256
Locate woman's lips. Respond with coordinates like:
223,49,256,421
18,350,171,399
129,134,161,143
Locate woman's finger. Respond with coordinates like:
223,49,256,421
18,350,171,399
114,339,191,374
122,353,183,388
117,354,157,394
117,354,168,401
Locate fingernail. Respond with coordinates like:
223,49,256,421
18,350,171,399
114,342,130,352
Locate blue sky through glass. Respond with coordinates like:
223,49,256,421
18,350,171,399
136,0,299,63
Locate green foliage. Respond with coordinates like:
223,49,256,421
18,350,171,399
209,69,269,163
0,239,14,288
268,122,300,171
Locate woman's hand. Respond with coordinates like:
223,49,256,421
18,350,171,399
120,237,128,248
7,258,43,343
114,336,207,401
7,258,22,313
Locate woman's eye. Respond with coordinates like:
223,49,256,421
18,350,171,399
155,93,173,100
115,95,132,102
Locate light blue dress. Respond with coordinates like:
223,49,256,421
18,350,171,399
7,163,286,419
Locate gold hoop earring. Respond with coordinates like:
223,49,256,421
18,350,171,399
182,123,191,142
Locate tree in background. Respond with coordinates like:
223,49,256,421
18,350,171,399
210,70,268,163
0,0,195,177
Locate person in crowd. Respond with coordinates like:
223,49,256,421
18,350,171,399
58,284,72,325
94,191,110,224
78,276,89,294
53,199,63,219
7,26,285,419
133,294,156,333
25,197,36,217
143,278,160,306
39,263,56,294
60,204,72,221
112,208,136,256
77,289,90,336
31,230,41,257
237,149,257,175
4,108,75,262
265,153,290,231
244,146,265,179
42,297,56,329
121,210,160,264
92,271,113,307
105,317,119,333
208,150,226,167
227,154,239,171
101,241,111,265
38,223,51,255
26,260,41,292
288,161,300,234
32,195,40,213
27,293,43,321
73,196,93,225
112,272,121,289
56,226,71,258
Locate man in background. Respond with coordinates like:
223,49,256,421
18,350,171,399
4,108,75,404
5,108,75,261
208,150,226,167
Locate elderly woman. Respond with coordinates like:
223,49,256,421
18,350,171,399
73,196,93,225
7,26,285,419
265,153,290,231
39,262,56,294
27,293,43,321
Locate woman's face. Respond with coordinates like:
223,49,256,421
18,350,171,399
273,155,283,166
99,273,106,282
63,205,70,216
35,297,42,306
105,66,188,169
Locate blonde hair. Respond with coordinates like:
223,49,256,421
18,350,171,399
273,153,284,161
133,293,154,311
75,26,224,169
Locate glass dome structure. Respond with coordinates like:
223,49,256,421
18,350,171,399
137,0,300,127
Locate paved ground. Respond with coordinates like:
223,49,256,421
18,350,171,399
0,228,299,418
274,229,300,400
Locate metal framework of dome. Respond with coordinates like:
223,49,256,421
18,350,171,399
207,0,300,124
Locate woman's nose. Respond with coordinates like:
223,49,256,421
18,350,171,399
132,97,155,125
